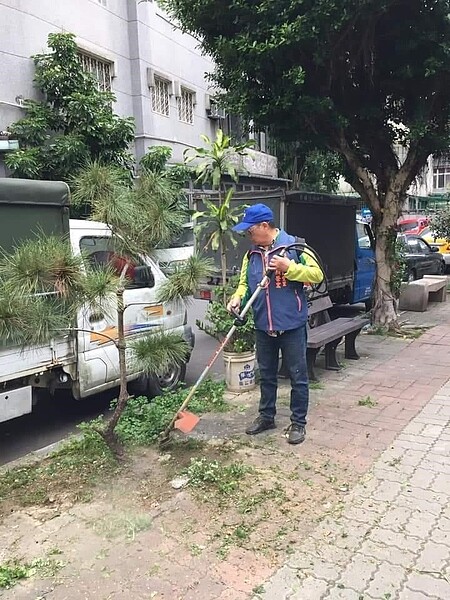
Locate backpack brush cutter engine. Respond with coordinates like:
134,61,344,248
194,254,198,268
159,240,327,445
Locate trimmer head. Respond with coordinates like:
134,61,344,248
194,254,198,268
174,410,200,433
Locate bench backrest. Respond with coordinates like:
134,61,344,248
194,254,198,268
307,294,333,316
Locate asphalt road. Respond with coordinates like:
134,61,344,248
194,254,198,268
0,299,221,467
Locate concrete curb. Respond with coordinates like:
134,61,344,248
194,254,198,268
0,435,82,474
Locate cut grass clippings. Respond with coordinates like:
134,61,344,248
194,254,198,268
0,378,228,516
0,424,117,517
0,557,65,590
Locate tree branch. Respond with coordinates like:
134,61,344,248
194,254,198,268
334,130,380,212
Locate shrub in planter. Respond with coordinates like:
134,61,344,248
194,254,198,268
196,279,255,353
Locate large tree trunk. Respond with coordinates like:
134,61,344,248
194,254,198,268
371,192,403,329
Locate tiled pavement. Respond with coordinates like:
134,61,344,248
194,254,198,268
2,310,450,600
252,382,450,600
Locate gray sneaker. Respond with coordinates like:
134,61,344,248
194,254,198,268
286,423,306,445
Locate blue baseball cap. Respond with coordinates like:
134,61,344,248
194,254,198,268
232,203,274,232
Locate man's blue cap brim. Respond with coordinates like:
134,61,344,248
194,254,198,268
232,222,252,232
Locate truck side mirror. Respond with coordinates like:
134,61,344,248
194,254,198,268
133,265,155,288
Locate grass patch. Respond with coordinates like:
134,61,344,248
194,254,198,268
0,557,65,589
358,395,378,408
185,457,251,497
309,381,324,390
92,511,152,541
0,424,117,515
115,379,228,446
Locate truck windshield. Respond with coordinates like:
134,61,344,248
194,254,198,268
80,236,141,283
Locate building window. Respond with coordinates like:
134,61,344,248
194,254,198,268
433,167,450,191
78,51,112,92
152,77,170,116
177,88,194,124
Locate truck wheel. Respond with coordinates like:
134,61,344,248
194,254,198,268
364,298,373,312
146,363,187,397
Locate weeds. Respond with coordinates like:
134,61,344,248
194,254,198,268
0,557,65,589
185,457,251,496
0,425,116,514
358,396,378,408
115,379,228,445
253,584,265,594
216,522,254,558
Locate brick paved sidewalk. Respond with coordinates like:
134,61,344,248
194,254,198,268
252,383,450,600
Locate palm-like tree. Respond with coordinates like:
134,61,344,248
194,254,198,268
185,129,254,300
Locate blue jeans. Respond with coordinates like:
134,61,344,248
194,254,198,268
256,325,309,426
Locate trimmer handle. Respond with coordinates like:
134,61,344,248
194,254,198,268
229,306,247,326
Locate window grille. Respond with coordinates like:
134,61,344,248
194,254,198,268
78,51,112,92
152,77,170,116
177,88,194,124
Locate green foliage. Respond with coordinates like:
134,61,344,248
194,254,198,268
165,1,450,162
391,237,408,297
187,130,254,290
114,379,228,445
72,162,189,253
130,331,190,376
5,33,134,181
185,129,254,188
139,146,193,188
185,457,250,495
274,142,342,192
430,206,450,241
0,235,117,346
194,190,244,253
0,557,65,590
197,276,255,353
0,560,28,589
156,254,216,303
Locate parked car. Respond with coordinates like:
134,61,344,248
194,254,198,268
151,223,194,275
397,216,430,236
420,228,450,268
398,234,445,282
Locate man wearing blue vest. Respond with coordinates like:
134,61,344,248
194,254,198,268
227,204,324,444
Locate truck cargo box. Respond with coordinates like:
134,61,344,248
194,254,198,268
0,179,70,253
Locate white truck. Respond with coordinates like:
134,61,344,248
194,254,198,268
0,179,194,424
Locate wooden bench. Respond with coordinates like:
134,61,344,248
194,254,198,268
398,275,447,312
306,316,370,381
278,293,369,381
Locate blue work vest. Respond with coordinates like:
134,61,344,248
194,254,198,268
247,230,308,331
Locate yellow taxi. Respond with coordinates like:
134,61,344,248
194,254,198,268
421,228,450,267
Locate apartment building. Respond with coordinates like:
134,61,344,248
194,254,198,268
0,0,278,184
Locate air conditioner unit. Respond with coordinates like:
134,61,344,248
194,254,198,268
146,68,155,88
205,93,226,120
173,80,181,98
207,104,226,120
